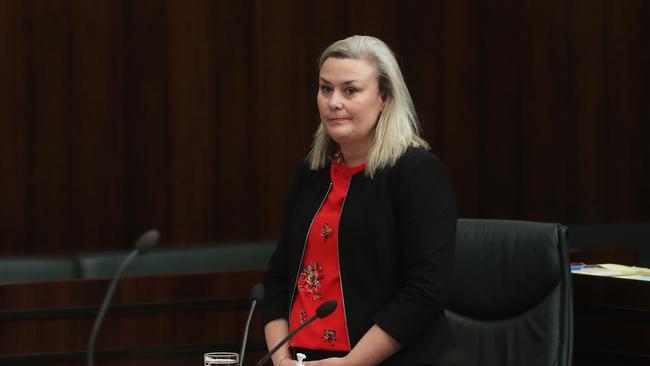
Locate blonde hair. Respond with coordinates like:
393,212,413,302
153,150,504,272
307,35,429,177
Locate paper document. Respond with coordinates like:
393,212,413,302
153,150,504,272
572,263,650,281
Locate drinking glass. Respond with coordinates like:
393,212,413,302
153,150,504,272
204,352,239,365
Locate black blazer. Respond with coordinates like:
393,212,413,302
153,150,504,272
263,148,457,365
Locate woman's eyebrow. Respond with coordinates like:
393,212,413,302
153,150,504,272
319,77,360,85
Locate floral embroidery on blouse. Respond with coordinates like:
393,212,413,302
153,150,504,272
330,150,344,164
323,329,337,347
298,261,324,302
298,310,307,324
321,223,333,241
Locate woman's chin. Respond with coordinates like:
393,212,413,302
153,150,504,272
327,133,352,146
325,126,352,143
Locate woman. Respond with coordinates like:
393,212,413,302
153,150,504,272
263,35,456,366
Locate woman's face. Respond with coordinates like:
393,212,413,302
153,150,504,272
317,57,385,149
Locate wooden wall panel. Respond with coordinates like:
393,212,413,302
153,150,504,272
571,0,608,223
436,1,482,219
519,0,572,222
604,1,647,221
121,0,171,242
0,0,27,253
24,0,75,253
69,0,127,250
0,0,648,255
168,0,215,244
478,0,523,219
253,0,304,239
0,270,266,366
210,0,259,240
391,2,444,153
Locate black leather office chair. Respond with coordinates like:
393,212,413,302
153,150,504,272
446,219,573,366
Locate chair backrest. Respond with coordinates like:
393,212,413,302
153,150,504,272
77,241,276,278
0,256,79,284
446,219,573,366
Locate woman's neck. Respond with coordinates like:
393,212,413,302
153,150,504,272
340,143,369,167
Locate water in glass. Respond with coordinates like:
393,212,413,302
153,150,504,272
204,352,238,365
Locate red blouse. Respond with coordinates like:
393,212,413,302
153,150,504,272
288,158,365,351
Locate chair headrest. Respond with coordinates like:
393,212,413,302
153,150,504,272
450,219,566,319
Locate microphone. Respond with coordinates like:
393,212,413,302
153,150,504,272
254,300,337,366
239,283,264,366
86,229,160,366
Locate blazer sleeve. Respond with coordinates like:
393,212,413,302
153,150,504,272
372,150,457,345
262,161,308,325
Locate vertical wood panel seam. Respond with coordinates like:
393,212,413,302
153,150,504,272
21,0,35,252
163,0,173,246
208,0,222,242
637,0,650,219
476,0,489,218
600,1,612,222
514,0,524,220
63,0,76,253
564,0,579,224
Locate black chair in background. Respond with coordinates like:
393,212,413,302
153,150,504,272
0,256,79,284
446,219,573,366
77,241,276,278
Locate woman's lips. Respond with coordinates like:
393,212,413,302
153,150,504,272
327,117,351,123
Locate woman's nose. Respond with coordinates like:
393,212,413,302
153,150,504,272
329,92,343,110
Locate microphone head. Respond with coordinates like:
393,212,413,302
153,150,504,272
316,300,337,319
250,283,264,303
134,229,159,253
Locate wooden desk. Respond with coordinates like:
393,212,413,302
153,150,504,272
9,268,647,366
572,273,650,366
0,270,267,366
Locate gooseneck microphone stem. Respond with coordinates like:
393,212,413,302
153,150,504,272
254,316,317,366
239,299,258,366
87,229,159,366
254,300,337,366
240,283,264,366
86,249,138,366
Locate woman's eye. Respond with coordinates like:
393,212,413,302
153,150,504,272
320,85,332,93
344,87,357,95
